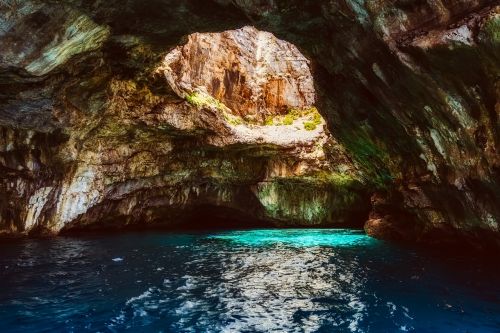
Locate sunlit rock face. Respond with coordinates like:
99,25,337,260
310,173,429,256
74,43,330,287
158,26,327,149
162,26,315,120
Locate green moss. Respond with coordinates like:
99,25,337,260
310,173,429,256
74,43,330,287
303,121,317,131
256,181,331,223
185,91,226,111
324,172,356,187
480,15,500,44
264,106,323,127
311,111,322,124
282,114,294,125
185,91,246,126
288,106,319,117
302,107,322,130
341,128,394,189
287,108,303,119
225,113,243,125
184,96,324,130
264,116,274,126
286,171,361,190
255,171,367,225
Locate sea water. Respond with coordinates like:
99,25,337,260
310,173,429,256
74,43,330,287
0,229,498,332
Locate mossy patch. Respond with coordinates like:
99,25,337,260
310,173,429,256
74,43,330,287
264,116,274,126
303,108,323,130
262,106,323,129
224,114,243,125
341,127,394,189
479,14,500,45
282,114,294,125
185,91,227,111
184,92,324,130
256,171,368,225
303,121,316,131
185,91,245,126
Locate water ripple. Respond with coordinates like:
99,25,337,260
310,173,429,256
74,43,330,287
0,229,498,332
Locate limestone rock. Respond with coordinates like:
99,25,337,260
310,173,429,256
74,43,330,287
0,4,109,76
161,26,315,120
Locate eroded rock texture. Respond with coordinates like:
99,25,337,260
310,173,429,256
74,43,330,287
163,26,316,120
0,0,498,249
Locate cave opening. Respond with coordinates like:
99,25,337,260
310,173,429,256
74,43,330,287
127,25,362,232
160,25,323,131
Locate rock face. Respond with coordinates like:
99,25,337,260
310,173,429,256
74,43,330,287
0,0,498,249
0,18,366,235
162,26,316,120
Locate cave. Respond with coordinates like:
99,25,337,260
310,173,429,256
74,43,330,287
3,23,373,235
0,0,497,247
0,1,499,331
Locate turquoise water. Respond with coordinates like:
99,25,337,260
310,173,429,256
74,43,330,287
208,229,375,247
0,229,499,332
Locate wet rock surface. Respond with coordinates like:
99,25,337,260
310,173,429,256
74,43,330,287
0,0,498,249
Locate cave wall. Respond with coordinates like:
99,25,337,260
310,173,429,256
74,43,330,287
0,0,498,247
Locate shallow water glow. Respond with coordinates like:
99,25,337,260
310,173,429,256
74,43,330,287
0,229,498,332
208,229,375,247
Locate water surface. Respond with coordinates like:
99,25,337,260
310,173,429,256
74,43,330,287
0,229,498,332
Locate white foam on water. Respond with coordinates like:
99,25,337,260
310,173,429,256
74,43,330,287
176,276,197,291
175,300,198,315
348,298,366,332
125,287,155,305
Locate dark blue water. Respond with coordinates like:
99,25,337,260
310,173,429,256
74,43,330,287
0,229,499,332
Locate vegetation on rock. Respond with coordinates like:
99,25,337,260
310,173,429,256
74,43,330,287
185,91,227,111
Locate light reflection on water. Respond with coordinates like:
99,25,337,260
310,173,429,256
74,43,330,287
0,229,499,332
207,228,376,247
